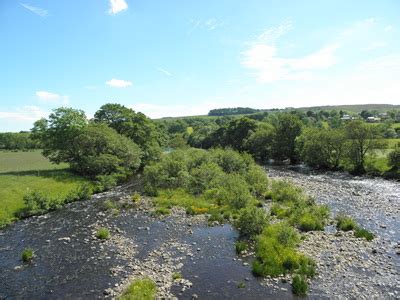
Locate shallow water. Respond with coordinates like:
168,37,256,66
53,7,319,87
1,168,399,299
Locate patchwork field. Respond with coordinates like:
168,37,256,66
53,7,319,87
0,150,87,226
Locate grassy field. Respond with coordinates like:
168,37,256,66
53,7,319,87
0,150,87,227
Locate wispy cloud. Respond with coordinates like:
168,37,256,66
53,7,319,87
105,78,132,88
109,0,128,15
0,106,48,122
384,25,393,32
36,91,69,104
157,67,172,76
20,3,48,17
241,20,339,82
363,42,387,51
189,18,224,33
255,19,293,44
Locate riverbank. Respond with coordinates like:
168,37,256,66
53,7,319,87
1,167,399,299
267,166,400,299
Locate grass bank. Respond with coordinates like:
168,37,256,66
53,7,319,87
0,151,88,227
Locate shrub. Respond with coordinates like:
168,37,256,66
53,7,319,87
152,207,170,216
96,228,110,240
235,207,268,238
269,180,304,203
336,214,357,231
76,183,93,200
292,275,308,296
131,192,141,203
354,227,374,241
172,272,182,280
95,174,118,192
235,240,248,254
22,248,34,262
118,278,157,300
23,191,51,215
244,165,268,197
102,200,117,211
252,223,302,277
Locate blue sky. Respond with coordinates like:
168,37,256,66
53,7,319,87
1,0,400,131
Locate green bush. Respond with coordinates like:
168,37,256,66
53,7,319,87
22,191,52,216
118,278,157,300
102,200,117,211
354,227,374,241
131,192,141,203
235,207,268,238
269,180,304,203
96,228,110,240
172,272,182,280
292,275,308,296
22,248,34,262
336,214,357,231
235,240,248,254
152,207,171,216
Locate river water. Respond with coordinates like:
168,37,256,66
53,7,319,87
0,167,399,299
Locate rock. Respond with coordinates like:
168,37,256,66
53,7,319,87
191,294,198,299
58,237,71,242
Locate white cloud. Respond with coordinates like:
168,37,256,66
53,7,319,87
157,67,172,76
0,106,48,122
36,91,69,105
105,78,132,88
384,25,393,32
109,0,128,15
241,25,339,83
189,18,224,33
364,41,388,51
20,3,48,17
256,19,293,44
357,54,400,72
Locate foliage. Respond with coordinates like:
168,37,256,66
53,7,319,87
70,123,142,177
131,192,141,203
31,107,88,164
354,227,374,241
118,278,157,300
388,145,400,170
22,248,34,263
271,113,302,163
268,180,329,232
0,132,39,150
235,207,268,238
172,272,182,280
244,123,275,163
336,214,357,231
344,120,386,174
96,228,110,240
297,127,346,169
292,275,308,296
252,223,315,277
235,240,248,254
208,107,261,116
94,103,161,165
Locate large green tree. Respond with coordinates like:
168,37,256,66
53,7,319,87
32,107,88,164
94,103,161,164
344,120,385,173
271,113,303,162
244,122,275,163
297,127,346,169
70,123,142,176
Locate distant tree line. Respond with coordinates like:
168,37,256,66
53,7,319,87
208,107,261,116
0,132,39,150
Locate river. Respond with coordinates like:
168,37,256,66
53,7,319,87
0,167,399,299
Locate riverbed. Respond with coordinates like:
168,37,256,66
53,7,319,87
0,167,399,299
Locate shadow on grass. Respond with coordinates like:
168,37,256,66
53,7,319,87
0,169,83,182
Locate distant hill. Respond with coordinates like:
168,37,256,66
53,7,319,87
293,104,400,113
156,104,400,120
208,107,261,116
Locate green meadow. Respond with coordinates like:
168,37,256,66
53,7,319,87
0,150,87,227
